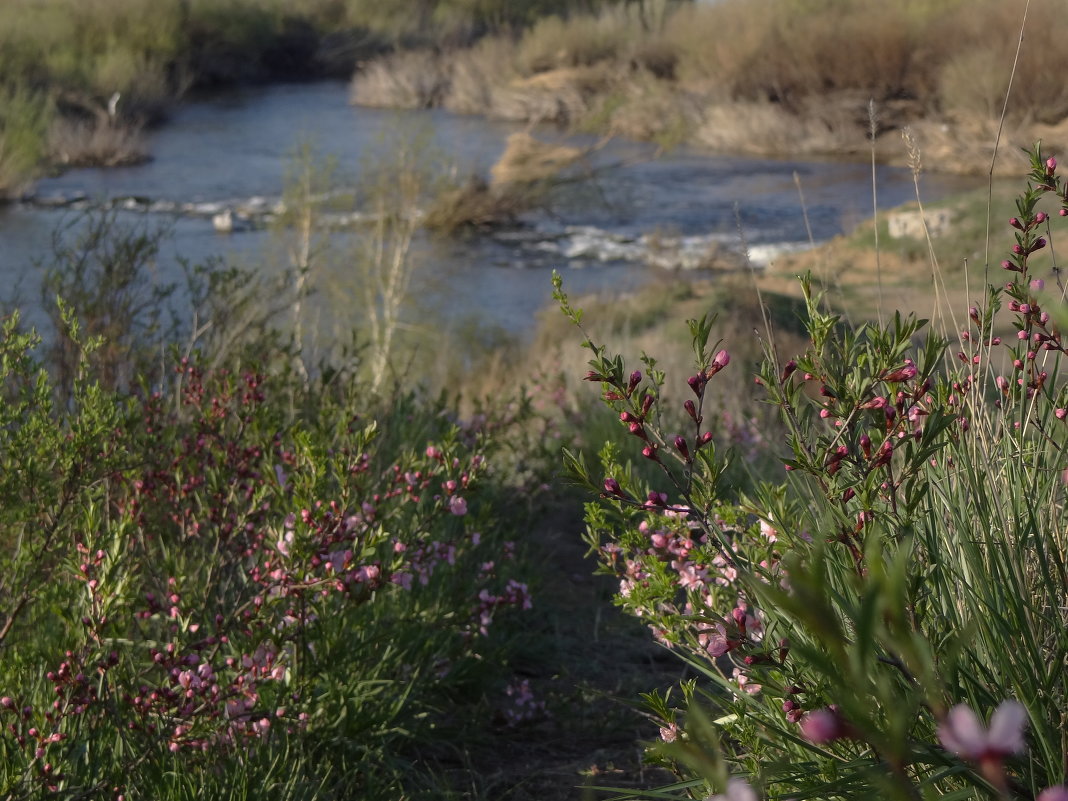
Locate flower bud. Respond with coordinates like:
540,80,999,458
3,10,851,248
641,393,655,416
674,436,690,459
800,708,846,744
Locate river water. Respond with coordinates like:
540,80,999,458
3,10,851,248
0,81,981,337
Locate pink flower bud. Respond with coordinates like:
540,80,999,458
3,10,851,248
1047,156,1057,173
674,436,690,459
1035,212,1048,224
800,708,845,743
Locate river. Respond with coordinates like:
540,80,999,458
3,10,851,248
0,81,982,338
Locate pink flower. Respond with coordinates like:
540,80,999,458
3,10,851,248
659,721,678,743
800,707,846,744
698,623,731,657
448,495,468,516
938,700,1028,761
707,777,758,801
706,350,731,378
1038,787,1068,801
759,519,777,542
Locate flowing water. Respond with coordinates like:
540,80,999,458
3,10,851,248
0,81,982,337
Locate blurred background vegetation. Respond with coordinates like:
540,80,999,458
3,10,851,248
6,0,1068,197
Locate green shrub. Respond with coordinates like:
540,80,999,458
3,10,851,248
560,145,1068,800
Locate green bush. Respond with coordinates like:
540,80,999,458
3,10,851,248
0,221,538,799
561,145,1068,800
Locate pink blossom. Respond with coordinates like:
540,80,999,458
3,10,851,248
707,777,758,801
1038,787,1068,801
659,721,678,743
699,623,731,657
449,495,468,516
759,519,777,542
733,667,761,695
800,707,846,744
938,700,1028,761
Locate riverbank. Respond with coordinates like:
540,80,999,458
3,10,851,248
0,0,640,200
350,0,1068,177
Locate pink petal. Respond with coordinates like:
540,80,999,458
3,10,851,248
987,700,1028,756
708,778,759,801
727,777,759,801
939,704,987,758
1038,786,1068,801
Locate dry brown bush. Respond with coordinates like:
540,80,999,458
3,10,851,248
695,100,862,157
443,37,517,115
514,9,642,75
489,67,612,124
350,50,449,108
48,117,148,167
934,0,1068,123
490,132,583,185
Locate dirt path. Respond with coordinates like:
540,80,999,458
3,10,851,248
436,496,682,800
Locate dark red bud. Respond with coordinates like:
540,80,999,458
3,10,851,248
674,436,690,459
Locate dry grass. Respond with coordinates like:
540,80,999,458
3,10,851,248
350,50,449,108
423,132,587,233
442,37,517,115
695,99,863,158
349,0,1068,174
489,132,583,186
513,8,643,75
48,117,148,167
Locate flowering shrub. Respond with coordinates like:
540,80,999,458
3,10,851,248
560,146,1068,800
0,312,532,798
